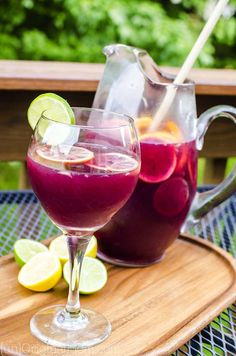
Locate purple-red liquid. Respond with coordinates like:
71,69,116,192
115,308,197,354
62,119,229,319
96,139,197,265
27,145,139,234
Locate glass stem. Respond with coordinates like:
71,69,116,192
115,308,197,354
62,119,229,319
65,235,90,316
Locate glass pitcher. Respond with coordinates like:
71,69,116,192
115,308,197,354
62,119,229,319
93,44,236,267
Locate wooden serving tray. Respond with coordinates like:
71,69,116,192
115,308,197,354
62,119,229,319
1,234,236,356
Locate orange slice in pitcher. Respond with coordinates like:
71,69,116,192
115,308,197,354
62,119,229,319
140,130,178,143
87,152,139,173
139,134,177,183
139,140,176,183
135,116,152,135
165,121,183,141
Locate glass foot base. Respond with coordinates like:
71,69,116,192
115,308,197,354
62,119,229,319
97,251,165,267
30,305,111,349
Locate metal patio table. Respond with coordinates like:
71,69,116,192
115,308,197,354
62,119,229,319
0,188,235,356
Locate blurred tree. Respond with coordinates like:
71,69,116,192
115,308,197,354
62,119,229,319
0,0,235,67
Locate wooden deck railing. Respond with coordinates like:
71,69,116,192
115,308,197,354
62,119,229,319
0,60,235,188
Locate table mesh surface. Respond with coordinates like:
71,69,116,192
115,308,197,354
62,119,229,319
0,189,235,355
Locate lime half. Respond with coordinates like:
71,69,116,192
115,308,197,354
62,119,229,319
27,93,75,131
49,235,98,264
86,236,98,258
63,257,107,294
13,239,48,267
18,251,62,292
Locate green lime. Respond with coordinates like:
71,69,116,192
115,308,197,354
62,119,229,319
63,257,107,294
27,93,75,131
49,235,98,264
18,251,62,292
13,239,48,267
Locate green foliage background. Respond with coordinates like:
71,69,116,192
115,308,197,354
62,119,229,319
0,0,235,68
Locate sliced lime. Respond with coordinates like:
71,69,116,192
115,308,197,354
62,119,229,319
87,152,139,172
27,93,75,131
13,239,48,267
49,235,68,265
86,236,98,258
36,145,94,165
63,257,107,294
18,252,62,292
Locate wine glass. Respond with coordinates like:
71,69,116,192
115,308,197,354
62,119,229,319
27,107,140,349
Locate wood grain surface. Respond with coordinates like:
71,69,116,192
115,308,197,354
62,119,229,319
0,234,236,356
0,60,235,95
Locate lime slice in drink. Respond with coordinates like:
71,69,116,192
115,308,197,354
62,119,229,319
13,239,48,267
36,145,94,166
87,152,139,172
63,257,107,294
49,235,98,264
27,93,75,131
18,251,62,292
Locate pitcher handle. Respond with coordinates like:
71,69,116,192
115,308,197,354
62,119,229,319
182,105,236,232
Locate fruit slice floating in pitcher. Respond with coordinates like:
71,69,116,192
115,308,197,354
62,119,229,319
153,177,189,217
174,142,189,176
135,116,152,135
86,152,139,173
165,121,183,141
140,130,177,143
36,144,94,169
187,153,197,187
139,134,177,183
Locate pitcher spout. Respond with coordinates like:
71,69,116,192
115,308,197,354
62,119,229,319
93,43,196,129
103,43,145,59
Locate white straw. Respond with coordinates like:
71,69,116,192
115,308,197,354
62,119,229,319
149,0,229,132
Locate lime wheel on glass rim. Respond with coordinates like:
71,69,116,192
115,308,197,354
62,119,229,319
27,93,75,130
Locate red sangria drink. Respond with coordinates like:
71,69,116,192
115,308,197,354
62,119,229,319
27,144,139,235
96,133,197,266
